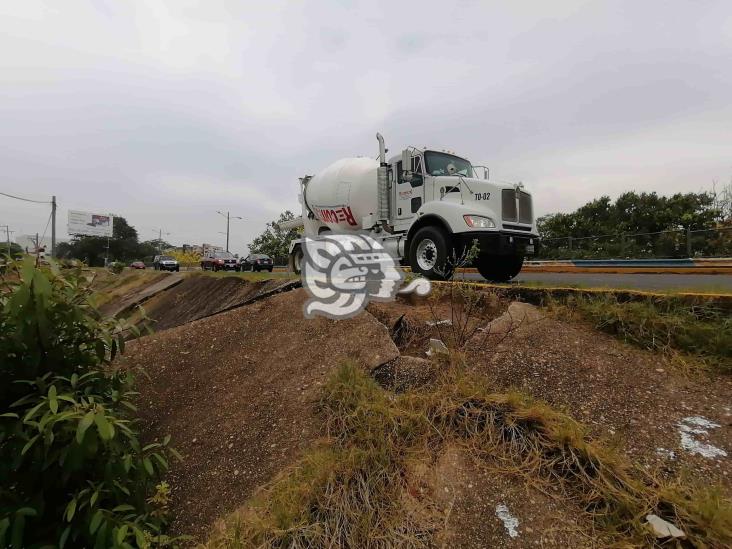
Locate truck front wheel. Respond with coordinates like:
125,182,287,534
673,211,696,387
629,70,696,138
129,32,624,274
409,226,454,280
475,254,524,282
289,245,304,275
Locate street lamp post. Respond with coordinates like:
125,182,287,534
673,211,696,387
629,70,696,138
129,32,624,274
216,211,243,252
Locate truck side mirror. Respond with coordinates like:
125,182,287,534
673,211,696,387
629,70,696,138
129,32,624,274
401,149,412,182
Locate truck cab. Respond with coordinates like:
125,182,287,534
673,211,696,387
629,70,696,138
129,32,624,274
390,148,537,280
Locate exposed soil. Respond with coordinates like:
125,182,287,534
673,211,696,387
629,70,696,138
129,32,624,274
117,288,399,540
137,275,298,331
465,302,732,494
110,271,730,547
367,291,506,356
415,445,598,548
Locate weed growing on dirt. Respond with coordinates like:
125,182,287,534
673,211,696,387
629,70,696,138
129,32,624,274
206,362,732,548
547,294,732,374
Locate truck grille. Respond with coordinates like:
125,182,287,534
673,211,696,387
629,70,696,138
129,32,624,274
501,189,532,225
519,191,532,224
502,189,517,222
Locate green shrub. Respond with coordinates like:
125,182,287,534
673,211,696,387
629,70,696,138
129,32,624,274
0,259,179,548
109,261,125,274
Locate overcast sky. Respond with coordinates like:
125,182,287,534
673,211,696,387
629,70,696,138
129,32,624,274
1,0,731,256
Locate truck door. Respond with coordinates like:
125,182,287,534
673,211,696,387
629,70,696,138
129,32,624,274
394,155,424,221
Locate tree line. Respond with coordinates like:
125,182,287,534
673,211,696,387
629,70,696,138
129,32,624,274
56,216,171,266
537,187,732,259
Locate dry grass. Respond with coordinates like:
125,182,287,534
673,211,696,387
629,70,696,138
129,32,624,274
546,293,732,374
205,361,732,548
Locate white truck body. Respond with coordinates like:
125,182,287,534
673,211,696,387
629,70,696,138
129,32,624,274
285,134,539,281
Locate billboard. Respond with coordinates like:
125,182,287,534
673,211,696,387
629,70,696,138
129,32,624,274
67,210,114,237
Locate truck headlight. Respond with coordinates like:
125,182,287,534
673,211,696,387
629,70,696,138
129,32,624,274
463,215,495,228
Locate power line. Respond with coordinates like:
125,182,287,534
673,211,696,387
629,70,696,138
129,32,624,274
0,191,52,204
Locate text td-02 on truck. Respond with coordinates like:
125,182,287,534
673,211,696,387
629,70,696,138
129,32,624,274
282,133,538,281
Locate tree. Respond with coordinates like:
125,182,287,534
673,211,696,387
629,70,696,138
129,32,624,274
537,191,723,259
0,242,23,258
167,249,201,270
248,210,301,263
57,216,149,266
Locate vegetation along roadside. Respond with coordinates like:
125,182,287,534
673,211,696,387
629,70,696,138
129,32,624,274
0,259,181,548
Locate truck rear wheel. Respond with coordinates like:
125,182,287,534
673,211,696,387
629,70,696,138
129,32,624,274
475,254,524,282
289,245,304,275
409,226,454,280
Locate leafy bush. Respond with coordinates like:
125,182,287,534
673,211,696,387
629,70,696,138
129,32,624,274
0,259,179,548
109,261,125,274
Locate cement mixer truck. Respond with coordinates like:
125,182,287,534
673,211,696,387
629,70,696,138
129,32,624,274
282,133,538,281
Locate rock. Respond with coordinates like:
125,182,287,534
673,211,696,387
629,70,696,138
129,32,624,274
372,356,437,392
645,514,685,539
469,301,543,347
495,503,519,538
426,338,449,357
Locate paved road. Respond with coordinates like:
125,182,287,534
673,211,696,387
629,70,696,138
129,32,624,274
461,272,732,293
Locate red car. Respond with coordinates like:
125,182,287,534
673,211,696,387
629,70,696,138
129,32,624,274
200,251,238,271
130,261,146,269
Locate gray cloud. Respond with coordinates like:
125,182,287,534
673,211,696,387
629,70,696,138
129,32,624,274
1,0,730,255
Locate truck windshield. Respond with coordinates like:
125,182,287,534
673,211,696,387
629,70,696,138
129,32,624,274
424,152,473,177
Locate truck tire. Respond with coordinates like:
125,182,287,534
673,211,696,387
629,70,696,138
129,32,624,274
475,254,524,282
409,226,454,280
289,245,304,275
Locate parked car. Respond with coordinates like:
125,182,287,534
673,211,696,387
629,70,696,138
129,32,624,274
153,255,179,272
201,251,238,271
238,253,274,272
130,261,146,269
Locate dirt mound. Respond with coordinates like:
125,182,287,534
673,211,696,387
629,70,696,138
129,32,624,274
138,275,299,331
466,302,732,493
118,288,398,539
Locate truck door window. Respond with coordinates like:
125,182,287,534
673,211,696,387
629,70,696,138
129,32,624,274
410,156,424,187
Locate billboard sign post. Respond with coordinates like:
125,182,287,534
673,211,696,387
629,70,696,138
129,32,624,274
67,210,114,238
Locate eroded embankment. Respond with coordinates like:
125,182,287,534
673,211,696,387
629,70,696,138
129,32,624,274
116,279,732,547
118,288,398,537
135,275,299,331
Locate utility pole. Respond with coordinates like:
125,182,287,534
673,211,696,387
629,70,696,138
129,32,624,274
51,195,57,258
0,225,13,254
152,228,171,254
216,211,243,252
